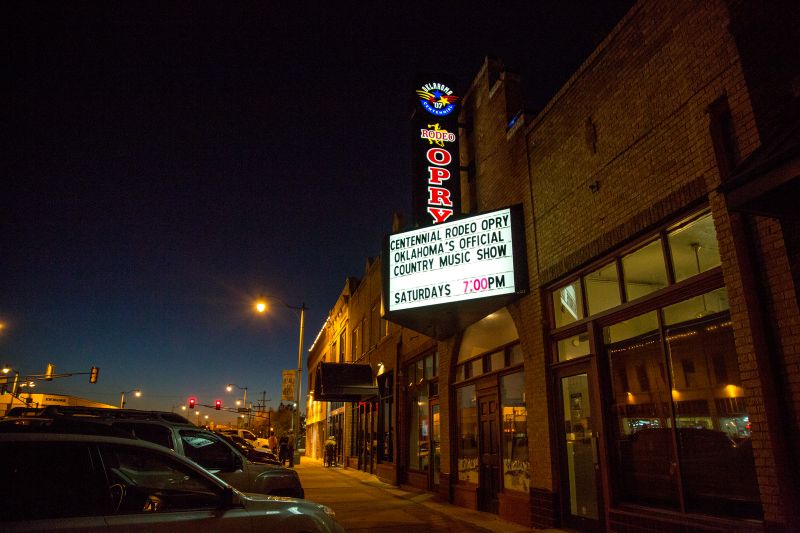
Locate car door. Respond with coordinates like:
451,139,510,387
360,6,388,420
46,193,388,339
98,443,252,532
0,440,109,532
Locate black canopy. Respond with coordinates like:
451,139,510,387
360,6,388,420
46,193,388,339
313,362,378,402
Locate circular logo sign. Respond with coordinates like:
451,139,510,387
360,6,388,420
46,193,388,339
416,82,459,116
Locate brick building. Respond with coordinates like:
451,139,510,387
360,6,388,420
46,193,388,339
305,1,799,530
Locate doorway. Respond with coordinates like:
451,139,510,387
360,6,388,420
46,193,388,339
555,362,602,530
477,393,500,514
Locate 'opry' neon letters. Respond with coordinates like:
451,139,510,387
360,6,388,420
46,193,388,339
426,147,454,223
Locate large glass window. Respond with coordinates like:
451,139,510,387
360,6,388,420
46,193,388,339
409,385,429,471
501,372,529,492
584,262,620,315
605,290,761,519
668,213,721,283
622,239,669,301
456,385,479,483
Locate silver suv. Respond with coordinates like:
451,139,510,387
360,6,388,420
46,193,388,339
0,433,342,532
21,406,304,499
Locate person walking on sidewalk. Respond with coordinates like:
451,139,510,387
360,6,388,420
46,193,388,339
267,431,278,455
324,435,336,467
278,433,289,466
287,430,295,467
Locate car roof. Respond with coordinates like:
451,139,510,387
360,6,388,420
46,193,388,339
0,432,233,487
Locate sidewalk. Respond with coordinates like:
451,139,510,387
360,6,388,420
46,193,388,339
294,455,569,533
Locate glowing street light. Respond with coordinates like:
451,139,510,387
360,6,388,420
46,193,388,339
254,294,306,450
120,389,141,409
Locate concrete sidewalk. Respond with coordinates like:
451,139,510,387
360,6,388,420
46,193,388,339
294,455,568,532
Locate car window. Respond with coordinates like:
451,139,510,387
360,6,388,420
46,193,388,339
100,444,221,513
179,430,236,471
112,422,173,449
0,441,109,520
241,430,257,441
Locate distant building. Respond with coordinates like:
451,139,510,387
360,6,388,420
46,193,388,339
1,392,116,416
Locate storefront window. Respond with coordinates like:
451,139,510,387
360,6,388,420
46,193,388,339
605,291,761,519
584,262,620,315
667,212,721,283
553,280,584,327
622,239,668,301
456,385,479,483
378,372,393,463
408,386,429,471
501,372,529,492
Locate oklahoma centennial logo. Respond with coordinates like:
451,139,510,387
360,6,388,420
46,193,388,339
416,82,459,116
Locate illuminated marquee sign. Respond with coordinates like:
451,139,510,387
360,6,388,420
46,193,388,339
385,206,527,312
412,77,461,227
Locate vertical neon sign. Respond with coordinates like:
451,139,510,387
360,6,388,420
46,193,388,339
412,77,461,226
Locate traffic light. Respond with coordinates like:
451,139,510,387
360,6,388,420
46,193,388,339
215,399,222,410
89,366,99,383
188,397,196,409
45,363,55,381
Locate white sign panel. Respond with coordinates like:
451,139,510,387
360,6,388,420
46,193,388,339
388,208,517,311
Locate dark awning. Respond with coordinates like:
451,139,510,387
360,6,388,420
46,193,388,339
719,120,800,219
313,362,378,402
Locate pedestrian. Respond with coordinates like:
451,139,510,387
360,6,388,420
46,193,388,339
278,433,289,466
268,431,278,454
324,435,336,467
287,430,295,467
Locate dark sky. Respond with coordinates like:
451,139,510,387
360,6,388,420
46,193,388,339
3,2,632,422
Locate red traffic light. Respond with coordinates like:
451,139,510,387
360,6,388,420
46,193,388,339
215,399,222,410
188,397,196,409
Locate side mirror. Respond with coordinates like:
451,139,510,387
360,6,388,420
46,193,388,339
233,451,244,471
218,486,240,509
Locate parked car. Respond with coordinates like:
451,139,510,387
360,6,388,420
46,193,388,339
220,428,271,448
217,431,281,464
19,406,304,498
0,433,343,532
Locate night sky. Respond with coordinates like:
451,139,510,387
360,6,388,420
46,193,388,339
3,2,632,422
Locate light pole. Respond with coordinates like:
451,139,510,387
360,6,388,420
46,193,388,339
255,295,306,456
226,383,248,423
120,389,141,409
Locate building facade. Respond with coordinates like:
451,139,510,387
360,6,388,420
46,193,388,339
305,1,799,531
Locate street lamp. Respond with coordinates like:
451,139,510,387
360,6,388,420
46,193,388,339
120,389,141,409
254,295,306,446
226,383,248,410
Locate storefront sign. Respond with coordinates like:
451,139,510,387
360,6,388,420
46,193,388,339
386,206,526,312
412,77,461,226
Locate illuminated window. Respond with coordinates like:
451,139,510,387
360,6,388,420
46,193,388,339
553,280,584,327
622,240,668,301
584,262,620,315
668,212,721,283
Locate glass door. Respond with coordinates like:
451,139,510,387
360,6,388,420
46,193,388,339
556,362,602,530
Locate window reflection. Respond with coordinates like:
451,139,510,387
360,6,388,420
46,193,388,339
605,292,761,519
456,385,479,483
501,372,529,493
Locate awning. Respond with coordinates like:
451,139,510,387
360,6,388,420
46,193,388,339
719,120,800,219
313,362,378,402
